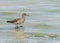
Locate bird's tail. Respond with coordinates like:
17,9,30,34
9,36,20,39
7,21,12,23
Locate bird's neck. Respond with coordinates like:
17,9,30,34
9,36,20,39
21,16,25,19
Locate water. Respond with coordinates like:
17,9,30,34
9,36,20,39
0,0,60,43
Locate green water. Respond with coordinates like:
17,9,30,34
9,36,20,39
0,0,60,43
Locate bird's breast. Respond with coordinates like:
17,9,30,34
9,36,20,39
17,19,25,24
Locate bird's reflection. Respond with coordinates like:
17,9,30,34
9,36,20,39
15,26,24,32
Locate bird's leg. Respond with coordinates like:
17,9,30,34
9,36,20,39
14,24,20,32
15,24,19,28
16,25,19,28
20,26,23,27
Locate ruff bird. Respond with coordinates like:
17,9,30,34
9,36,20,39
7,13,29,28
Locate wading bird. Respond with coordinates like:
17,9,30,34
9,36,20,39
7,13,29,28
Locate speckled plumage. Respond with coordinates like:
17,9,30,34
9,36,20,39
7,13,29,27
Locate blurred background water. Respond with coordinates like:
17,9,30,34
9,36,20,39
0,0,60,43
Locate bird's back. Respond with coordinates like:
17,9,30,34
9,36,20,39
7,18,25,24
7,18,20,23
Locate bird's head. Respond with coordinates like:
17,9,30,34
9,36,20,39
22,13,29,17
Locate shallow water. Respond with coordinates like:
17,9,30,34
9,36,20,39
0,0,60,43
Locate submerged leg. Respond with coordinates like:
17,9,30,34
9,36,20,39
20,26,23,27
15,25,20,32
16,25,19,28
16,24,19,29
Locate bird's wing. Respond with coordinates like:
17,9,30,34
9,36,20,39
7,18,20,23
11,18,20,22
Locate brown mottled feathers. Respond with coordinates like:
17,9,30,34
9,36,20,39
7,18,20,23
6,13,28,24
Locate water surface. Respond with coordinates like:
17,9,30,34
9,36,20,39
0,0,60,43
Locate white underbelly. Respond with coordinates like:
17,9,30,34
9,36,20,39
17,19,25,24
17,20,24,24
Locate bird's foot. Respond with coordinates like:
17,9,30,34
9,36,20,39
15,26,24,32
20,26,23,27
15,26,20,32
16,26,20,28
